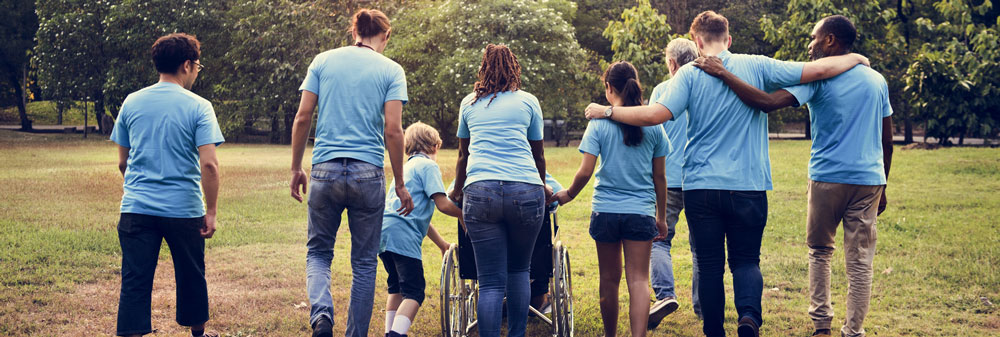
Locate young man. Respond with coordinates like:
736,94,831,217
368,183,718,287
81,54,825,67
646,37,699,331
583,11,869,337
110,33,223,337
693,15,894,337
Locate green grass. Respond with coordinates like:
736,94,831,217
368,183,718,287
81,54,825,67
1,130,997,336
0,101,106,126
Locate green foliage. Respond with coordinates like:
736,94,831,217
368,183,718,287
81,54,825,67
0,0,38,104
34,0,108,103
602,0,675,89
387,0,590,147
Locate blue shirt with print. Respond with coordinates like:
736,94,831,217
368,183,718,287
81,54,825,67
578,118,671,217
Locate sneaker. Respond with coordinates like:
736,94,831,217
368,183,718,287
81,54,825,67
387,331,407,337
312,316,333,337
737,316,759,337
811,329,833,337
647,296,679,330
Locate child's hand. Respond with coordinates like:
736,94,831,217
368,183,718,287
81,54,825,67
653,219,669,241
440,242,454,256
548,190,573,205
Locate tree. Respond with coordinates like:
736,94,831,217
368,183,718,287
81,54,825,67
602,0,677,90
387,0,590,147
1,0,38,130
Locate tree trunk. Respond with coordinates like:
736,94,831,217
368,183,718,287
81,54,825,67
282,109,294,145
57,101,64,125
8,72,32,131
83,101,89,139
94,92,108,134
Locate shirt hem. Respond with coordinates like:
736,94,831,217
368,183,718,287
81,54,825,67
119,207,205,219
809,176,886,186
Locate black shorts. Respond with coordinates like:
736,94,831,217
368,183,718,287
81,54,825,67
379,251,426,305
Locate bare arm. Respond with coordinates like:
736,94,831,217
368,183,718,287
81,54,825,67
117,145,129,177
449,138,470,203
652,156,668,241
384,100,414,216
694,56,799,113
433,193,463,219
583,103,674,127
549,153,597,205
426,223,451,255
879,116,894,215
290,91,317,202
800,53,869,83
199,144,220,239
529,139,551,200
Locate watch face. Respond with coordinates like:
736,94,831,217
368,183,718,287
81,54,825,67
605,107,613,117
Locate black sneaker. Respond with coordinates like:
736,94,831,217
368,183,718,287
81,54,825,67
647,296,679,330
737,316,759,337
312,316,333,337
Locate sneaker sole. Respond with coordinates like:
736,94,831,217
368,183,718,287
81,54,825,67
647,301,679,330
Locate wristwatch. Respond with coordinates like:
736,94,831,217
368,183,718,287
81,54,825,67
604,106,613,118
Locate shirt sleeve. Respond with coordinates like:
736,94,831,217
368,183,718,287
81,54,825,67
526,95,544,141
422,162,447,198
299,55,321,94
545,172,563,193
784,83,817,108
578,120,602,156
109,105,129,148
195,102,226,147
758,56,806,91
385,65,409,104
653,126,671,158
658,69,691,121
456,107,470,138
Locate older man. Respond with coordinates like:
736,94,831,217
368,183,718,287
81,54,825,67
646,37,699,331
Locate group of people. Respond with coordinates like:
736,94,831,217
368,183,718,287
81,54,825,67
110,7,893,337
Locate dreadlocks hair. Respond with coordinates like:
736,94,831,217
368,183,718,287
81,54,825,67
603,61,644,147
473,44,522,106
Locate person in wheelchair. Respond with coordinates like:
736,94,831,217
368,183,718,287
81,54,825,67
550,61,670,337
528,173,565,317
379,122,463,337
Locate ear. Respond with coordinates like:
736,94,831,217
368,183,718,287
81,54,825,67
824,33,836,48
727,35,732,49
694,36,704,50
384,28,392,42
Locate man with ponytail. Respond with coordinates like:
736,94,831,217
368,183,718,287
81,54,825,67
584,11,871,337
289,8,413,337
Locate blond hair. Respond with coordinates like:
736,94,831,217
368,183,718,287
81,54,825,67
404,122,442,156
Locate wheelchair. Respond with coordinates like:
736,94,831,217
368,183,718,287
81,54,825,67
440,207,574,337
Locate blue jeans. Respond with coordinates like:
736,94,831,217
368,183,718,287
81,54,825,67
650,188,683,300
463,180,545,337
306,158,386,337
685,190,768,337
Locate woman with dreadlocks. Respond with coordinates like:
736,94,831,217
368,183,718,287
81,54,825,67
447,44,550,337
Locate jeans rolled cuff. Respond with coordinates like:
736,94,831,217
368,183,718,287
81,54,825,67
812,318,833,330
310,312,333,326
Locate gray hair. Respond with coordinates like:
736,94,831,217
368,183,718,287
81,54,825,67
665,38,699,66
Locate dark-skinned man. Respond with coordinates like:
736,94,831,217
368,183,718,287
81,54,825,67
693,15,893,337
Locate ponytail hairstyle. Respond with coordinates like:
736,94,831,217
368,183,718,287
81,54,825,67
602,61,644,146
351,9,391,39
473,44,522,106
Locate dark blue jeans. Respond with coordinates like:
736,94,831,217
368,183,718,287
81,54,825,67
463,180,545,337
684,190,768,337
117,213,208,336
306,158,386,336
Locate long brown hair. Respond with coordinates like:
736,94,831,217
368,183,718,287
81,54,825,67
603,61,644,146
473,44,522,106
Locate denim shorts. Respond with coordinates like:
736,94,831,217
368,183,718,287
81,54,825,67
589,211,658,242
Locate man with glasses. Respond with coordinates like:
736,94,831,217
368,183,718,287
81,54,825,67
110,33,223,337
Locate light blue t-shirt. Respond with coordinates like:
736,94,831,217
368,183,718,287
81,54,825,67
380,153,447,260
658,50,804,191
110,82,225,218
300,46,408,167
457,90,544,187
784,65,892,185
650,80,688,189
578,118,671,217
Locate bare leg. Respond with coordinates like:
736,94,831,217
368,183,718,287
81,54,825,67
385,294,402,333
623,239,653,337
596,241,623,337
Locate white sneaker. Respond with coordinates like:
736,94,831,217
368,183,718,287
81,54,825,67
648,297,679,330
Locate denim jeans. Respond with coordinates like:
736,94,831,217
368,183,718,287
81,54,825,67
117,213,208,336
306,158,385,337
650,188,683,300
462,180,545,337
685,189,768,337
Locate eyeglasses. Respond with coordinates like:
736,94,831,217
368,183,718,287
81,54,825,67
193,61,205,71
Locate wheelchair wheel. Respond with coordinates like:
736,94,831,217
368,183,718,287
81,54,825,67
552,242,574,337
441,245,464,337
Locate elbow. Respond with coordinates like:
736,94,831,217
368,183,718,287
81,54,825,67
118,163,127,174
201,161,220,176
385,126,403,141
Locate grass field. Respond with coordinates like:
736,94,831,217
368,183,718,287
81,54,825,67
1,130,997,336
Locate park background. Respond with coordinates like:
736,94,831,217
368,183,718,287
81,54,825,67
1,0,998,336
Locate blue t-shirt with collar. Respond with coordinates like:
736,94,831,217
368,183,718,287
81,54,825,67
578,118,671,217
300,46,408,167
110,82,225,218
456,90,545,187
380,153,447,260
784,65,892,185
650,80,688,189
657,50,804,191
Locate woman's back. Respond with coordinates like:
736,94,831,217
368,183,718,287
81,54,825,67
579,118,671,217
457,90,544,187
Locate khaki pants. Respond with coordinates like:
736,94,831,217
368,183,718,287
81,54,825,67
807,180,884,337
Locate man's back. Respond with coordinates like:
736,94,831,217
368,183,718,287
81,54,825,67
786,65,892,185
110,82,224,218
